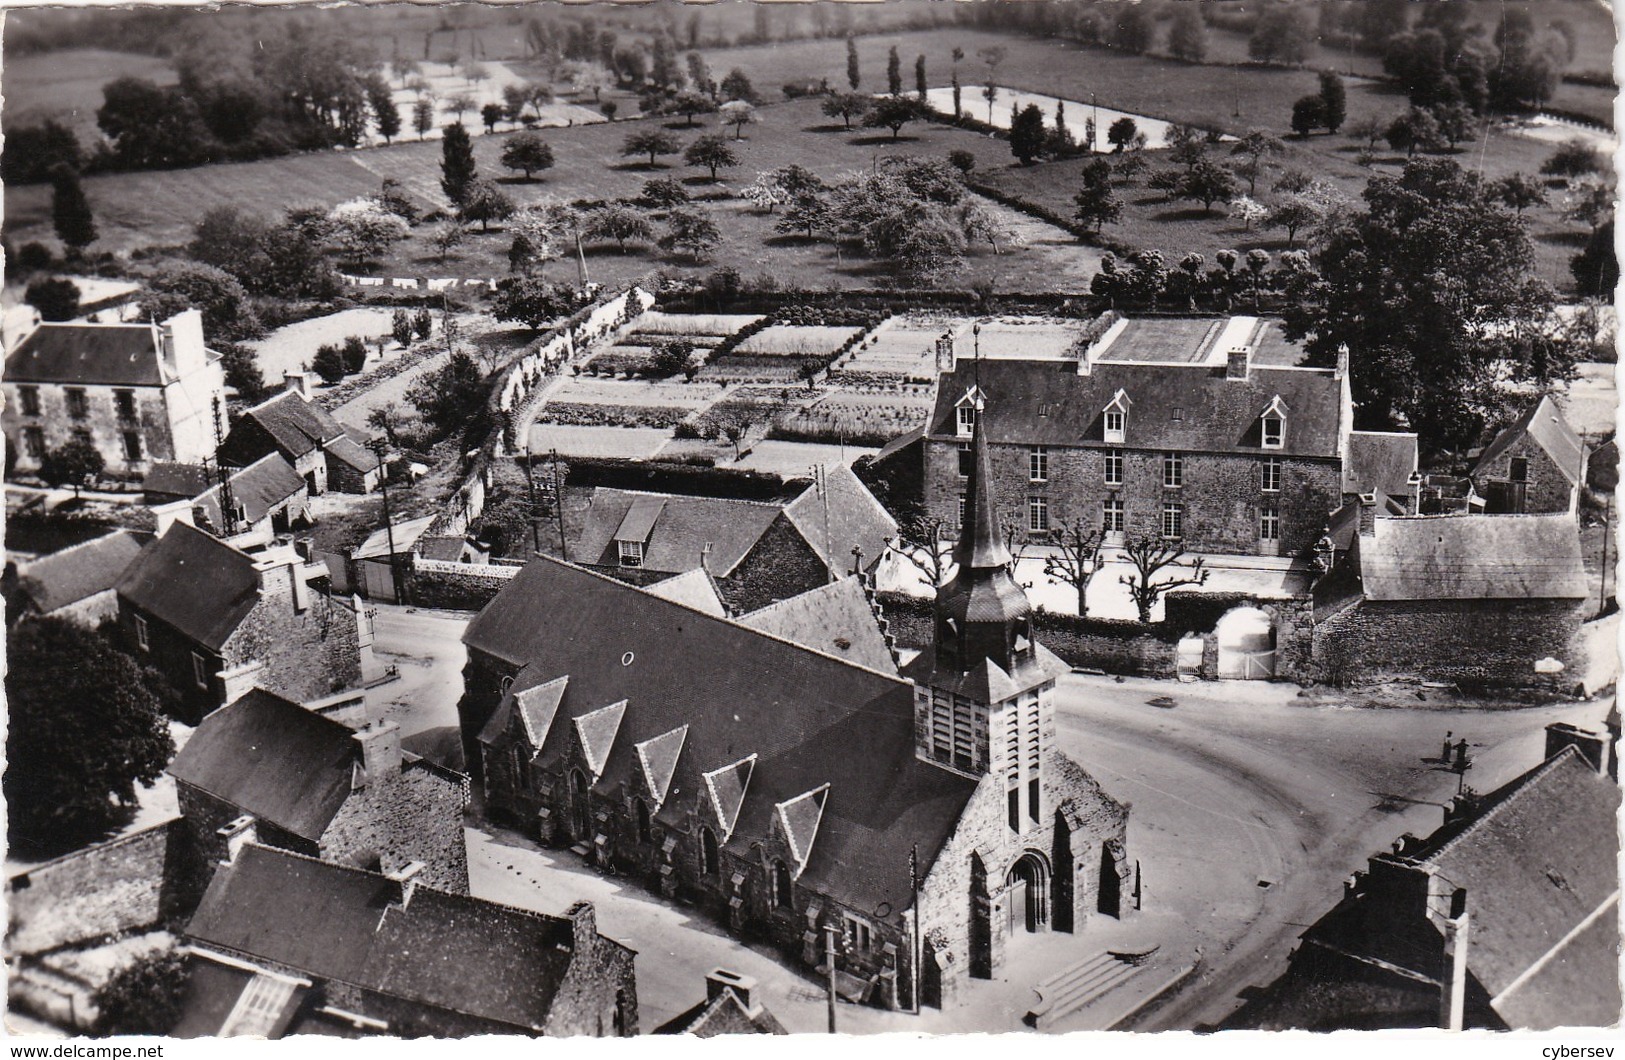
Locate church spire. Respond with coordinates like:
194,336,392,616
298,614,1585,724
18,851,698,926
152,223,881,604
954,413,1010,572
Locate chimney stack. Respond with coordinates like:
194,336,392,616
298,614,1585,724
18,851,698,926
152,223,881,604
284,371,312,399
217,815,258,865
387,861,426,907
161,310,208,379
705,969,762,1016
1357,494,1378,536
353,720,402,785
1544,722,1611,775
1439,910,1471,1031
1225,345,1251,381
565,900,597,954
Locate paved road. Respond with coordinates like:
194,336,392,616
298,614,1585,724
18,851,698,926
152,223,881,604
1052,674,1612,1030
365,604,471,767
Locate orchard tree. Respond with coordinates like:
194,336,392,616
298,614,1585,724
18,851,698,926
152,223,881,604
744,172,790,213
659,207,722,260
1541,137,1606,179
1180,159,1239,214
1073,158,1121,232
39,436,104,495
720,68,756,103
777,191,835,240
25,276,81,321
1168,3,1209,61
1230,130,1285,195
864,96,923,141
481,102,505,134
501,132,555,180
1386,107,1443,156
641,176,690,209
822,91,869,130
325,198,410,266
1106,116,1138,152
492,275,579,328
584,202,655,252
430,220,466,263
1119,535,1209,624
623,129,681,167
719,99,757,140
445,93,477,124
462,180,516,232
1492,173,1547,215
685,134,738,181
670,90,717,127
5,617,174,849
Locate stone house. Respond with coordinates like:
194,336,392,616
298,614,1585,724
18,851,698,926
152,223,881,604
653,970,787,1036
1227,722,1619,1031
565,463,898,614
218,389,378,496
114,523,364,723
1311,513,1590,686
921,316,1370,557
144,453,311,542
3,528,151,627
1471,395,1588,515
462,423,1130,1010
168,687,470,893
2,309,225,478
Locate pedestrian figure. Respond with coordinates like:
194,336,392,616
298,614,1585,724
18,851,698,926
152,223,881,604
1442,731,1453,763
1453,738,1470,772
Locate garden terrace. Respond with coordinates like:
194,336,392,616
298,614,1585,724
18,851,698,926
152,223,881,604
770,390,936,447
831,316,967,383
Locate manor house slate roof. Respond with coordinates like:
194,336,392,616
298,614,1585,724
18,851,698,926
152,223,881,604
13,529,151,615
5,322,167,386
115,522,260,650
464,555,980,913
186,843,611,1033
1359,514,1588,602
1473,395,1586,486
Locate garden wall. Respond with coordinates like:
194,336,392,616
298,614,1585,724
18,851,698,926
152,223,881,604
407,556,520,611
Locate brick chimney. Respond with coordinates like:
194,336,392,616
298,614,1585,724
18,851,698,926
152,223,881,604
565,900,597,954
353,720,402,785
1357,494,1378,535
1334,343,1350,381
217,815,258,865
705,969,762,1016
1544,722,1611,774
1225,345,1251,381
387,860,425,908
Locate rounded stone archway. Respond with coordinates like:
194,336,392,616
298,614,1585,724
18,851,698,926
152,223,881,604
1005,851,1051,935
1216,606,1276,680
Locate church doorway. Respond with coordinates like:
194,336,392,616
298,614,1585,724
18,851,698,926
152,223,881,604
1006,853,1049,934
1098,844,1122,918
570,769,591,840
1216,607,1276,679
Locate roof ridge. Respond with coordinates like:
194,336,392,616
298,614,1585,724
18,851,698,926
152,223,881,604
596,486,785,510
1423,747,1586,863
19,528,134,569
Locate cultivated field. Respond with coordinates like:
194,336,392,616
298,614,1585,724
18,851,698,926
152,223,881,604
2,49,176,145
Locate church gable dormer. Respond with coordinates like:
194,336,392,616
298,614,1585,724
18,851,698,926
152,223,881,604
572,700,627,780
514,675,568,750
1260,395,1288,449
774,785,830,878
954,386,987,438
1103,388,1131,443
703,754,756,840
635,724,687,811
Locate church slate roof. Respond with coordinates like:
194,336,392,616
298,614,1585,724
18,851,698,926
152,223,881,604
776,786,829,871
116,522,260,651
574,700,627,778
636,726,688,808
704,755,756,839
739,577,897,674
1343,431,1419,497
1359,514,1588,601
780,464,898,574
646,569,726,616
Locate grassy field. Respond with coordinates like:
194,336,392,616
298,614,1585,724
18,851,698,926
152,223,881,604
2,48,176,145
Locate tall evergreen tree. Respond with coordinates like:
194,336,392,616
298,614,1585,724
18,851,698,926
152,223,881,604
1010,103,1046,164
887,45,902,96
915,54,928,101
846,37,861,90
1318,71,1348,135
50,164,97,255
440,122,478,208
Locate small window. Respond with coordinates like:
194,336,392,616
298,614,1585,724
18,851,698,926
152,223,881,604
64,388,88,420
1104,449,1123,486
1170,406,1184,422
957,441,973,477
121,430,143,462
617,540,644,567
1007,786,1021,832
1102,499,1124,534
635,798,652,843
191,651,210,689
1104,409,1125,443
1510,457,1529,482
1028,495,1049,533
1261,457,1281,493
1163,453,1183,489
773,859,794,909
1262,414,1284,449
134,614,150,651
1162,503,1183,540
842,913,873,952
700,826,719,877
17,386,40,417
1028,777,1041,824
21,427,45,459
511,744,531,790
956,405,976,437
114,390,137,422
1029,446,1048,482
1261,505,1281,542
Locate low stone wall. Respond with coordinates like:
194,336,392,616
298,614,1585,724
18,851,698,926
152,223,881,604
408,557,520,611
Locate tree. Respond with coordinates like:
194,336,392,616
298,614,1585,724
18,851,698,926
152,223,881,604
1044,520,1104,616
1279,158,1577,450
720,68,756,103
1230,130,1285,196
1180,159,1239,214
686,52,716,99
413,97,436,139
777,191,834,240
670,90,717,128
1386,107,1442,156
886,45,903,96
1106,116,1138,152
445,93,477,124
623,129,681,167
915,54,928,101
407,350,488,439
743,172,789,213
647,337,697,378
1073,158,1121,232
51,165,97,255
1431,102,1475,149
325,198,410,266
584,203,655,252
864,96,923,141
716,100,756,142
893,516,954,588
37,433,104,495
1119,536,1209,623
822,92,870,130
1168,3,1209,61
216,342,267,403
571,62,613,103
846,36,861,90
339,335,367,375
1291,95,1325,138
1318,71,1347,135
659,207,722,260
139,261,262,341
1570,219,1618,300
601,101,619,123
1562,177,1613,233
392,308,415,348
312,343,347,383
1010,103,1047,165
25,277,81,322
1111,3,1155,53
481,102,504,134
642,177,690,209
684,134,738,181
1231,195,1269,232
368,76,402,143
2,120,83,185
5,617,174,847
430,220,466,263
91,947,190,1037
1266,195,1320,248
1541,138,1606,179
492,276,579,328
1492,173,1548,215
1250,4,1315,64
462,180,516,232
440,122,479,207
501,132,555,180
1346,115,1387,153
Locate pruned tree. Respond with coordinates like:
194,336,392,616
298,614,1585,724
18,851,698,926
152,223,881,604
893,515,954,588
1119,535,1209,623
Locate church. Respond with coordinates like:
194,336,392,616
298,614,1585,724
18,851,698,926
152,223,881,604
460,425,1131,1009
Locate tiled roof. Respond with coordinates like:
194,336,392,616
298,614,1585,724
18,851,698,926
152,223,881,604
782,464,898,575
1359,514,1588,601
1473,395,1586,487
574,700,627,778
927,357,1343,457
15,528,150,615
5,322,165,386
464,556,980,912
705,755,756,838
168,689,359,842
570,489,782,575
776,785,829,869
739,577,897,673
352,516,437,561
225,391,347,462
1343,431,1419,496
115,523,260,651
185,844,594,1033
195,454,306,529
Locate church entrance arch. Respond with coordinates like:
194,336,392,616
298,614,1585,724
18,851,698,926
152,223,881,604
1006,852,1050,934
1216,607,1276,679
570,768,591,840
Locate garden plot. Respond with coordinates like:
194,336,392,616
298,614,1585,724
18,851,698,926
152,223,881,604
771,390,936,447
700,324,867,383
528,424,671,460
629,312,765,339
969,318,1093,360
536,378,727,430
247,307,403,382
582,312,767,376
733,440,880,475
834,317,969,382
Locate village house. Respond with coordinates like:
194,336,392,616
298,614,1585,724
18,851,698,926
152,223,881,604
175,842,635,1037
463,422,1130,1010
144,453,311,543
2,528,151,627
1227,721,1619,1031
921,316,1398,558
653,970,787,1036
2,309,225,478
114,522,365,723
564,463,897,614
1311,512,1590,687
168,688,470,893
1471,395,1588,515
217,388,378,496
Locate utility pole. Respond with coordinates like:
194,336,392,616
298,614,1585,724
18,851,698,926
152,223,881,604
909,844,922,1014
521,445,540,555
824,921,839,1033
551,448,568,562
212,395,238,536
371,438,405,605
1601,491,1612,618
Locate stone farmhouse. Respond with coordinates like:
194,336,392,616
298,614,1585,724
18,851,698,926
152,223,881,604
565,463,897,613
1229,720,1619,1031
115,523,364,723
463,422,1130,1010
2,309,225,477
2,528,151,626
175,842,633,1038
143,453,311,543
1471,395,1588,515
921,316,1419,557
169,688,470,893
218,389,378,496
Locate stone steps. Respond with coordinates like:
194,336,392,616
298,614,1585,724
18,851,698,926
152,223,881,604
1025,950,1148,1029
